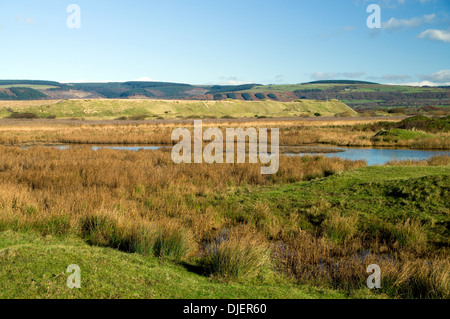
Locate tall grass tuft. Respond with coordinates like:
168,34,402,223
201,228,271,281
152,221,195,259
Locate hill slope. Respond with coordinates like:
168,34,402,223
0,98,357,119
1,79,448,111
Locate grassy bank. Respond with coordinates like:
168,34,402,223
0,230,349,299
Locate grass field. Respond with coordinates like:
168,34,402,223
0,99,357,119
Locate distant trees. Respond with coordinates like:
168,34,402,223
69,82,193,99
0,87,48,100
226,93,236,99
206,84,261,95
254,93,266,100
267,93,278,100
123,81,192,89
241,93,252,101
120,89,155,98
0,80,61,86
307,80,378,85
213,93,223,100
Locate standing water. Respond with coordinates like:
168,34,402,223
49,144,450,166
295,146,449,166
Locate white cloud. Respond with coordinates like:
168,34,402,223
419,69,450,83
387,80,450,87
217,76,252,85
382,13,435,31
310,72,366,80
61,79,120,83
384,70,450,86
62,79,86,83
359,0,436,8
15,14,35,26
382,74,412,81
133,76,155,82
25,18,34,26
317,26,355,39
417,29,450,43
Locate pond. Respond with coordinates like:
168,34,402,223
52,144,449,166
56,145,164,151
293,146,449,166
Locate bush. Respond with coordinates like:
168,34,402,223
129,114,148,120
397,115,450,133
8,112,38,119
334,111,353,117
213,93,223,100
314,113,321,117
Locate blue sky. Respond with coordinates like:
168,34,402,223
0,0,449,85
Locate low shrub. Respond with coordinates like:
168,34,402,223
8,112,38,119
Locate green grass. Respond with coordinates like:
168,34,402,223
0,230,348,299
373,128,435,141
213,166,450,247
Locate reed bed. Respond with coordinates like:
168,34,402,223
0,129,448,297
0,146,364,240
0,118,447,149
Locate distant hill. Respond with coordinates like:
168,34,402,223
248,82,450,110
306,80,379,85
0,79,449,111
0,98,357,119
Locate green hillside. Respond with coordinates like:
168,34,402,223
0,98,357,119
0,87,49,100
1,79,448,111
248,81,450,110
